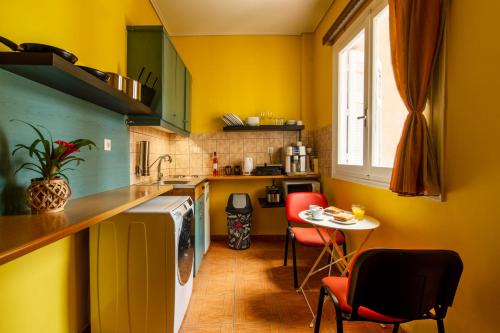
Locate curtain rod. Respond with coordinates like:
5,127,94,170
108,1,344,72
322,0,370,45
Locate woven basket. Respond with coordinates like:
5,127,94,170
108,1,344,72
26,179,72,213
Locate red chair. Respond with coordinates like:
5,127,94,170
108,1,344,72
314,249,463,333
284,192,346,288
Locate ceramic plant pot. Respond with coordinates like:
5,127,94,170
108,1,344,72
26,178,72,213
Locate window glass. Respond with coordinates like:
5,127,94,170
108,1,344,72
371,6,407,168
338,30,365,166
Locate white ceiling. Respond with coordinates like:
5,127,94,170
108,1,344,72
150,0,335,36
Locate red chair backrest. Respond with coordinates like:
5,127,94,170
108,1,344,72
286,192,328,224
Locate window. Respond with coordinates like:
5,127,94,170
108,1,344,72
332,0,407,186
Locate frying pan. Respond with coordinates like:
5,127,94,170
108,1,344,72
0,36,78,64
78,66,110,82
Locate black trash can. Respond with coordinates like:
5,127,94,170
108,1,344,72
226,193,253,250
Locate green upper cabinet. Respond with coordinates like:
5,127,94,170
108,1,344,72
127,26,191,136
174,55,186,129
185,70,192,132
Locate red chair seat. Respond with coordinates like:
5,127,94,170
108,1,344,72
291,227,345,247
322,277,405,323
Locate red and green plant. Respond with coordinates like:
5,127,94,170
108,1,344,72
11,120,96,181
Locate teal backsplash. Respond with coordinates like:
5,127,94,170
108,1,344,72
0,70,130,215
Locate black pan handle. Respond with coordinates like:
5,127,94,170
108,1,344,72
137,67,145,81
0,36,21,51
151,77,158,89
144,72,152,85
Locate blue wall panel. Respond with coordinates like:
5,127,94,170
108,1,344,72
0,70,130,215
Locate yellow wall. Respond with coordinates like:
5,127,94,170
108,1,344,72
171,35,309,235
0,1,159,332
170,35,304,133
312,1,500,333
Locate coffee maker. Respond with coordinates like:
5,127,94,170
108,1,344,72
285,143,307,175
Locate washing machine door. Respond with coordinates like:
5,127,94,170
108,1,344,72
178,208,194,285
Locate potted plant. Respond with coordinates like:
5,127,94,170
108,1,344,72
11,120,96,213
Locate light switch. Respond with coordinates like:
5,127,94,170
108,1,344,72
104,138,112,151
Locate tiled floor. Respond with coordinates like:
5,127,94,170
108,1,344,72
181,239,395,333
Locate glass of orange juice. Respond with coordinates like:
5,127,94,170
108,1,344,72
352,204,365,220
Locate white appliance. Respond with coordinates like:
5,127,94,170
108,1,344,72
204,181,210,253
243,156,254,175
285,144,307,174
90,196,194,333
282,180,321,198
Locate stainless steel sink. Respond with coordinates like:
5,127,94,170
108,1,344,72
159,180,191,185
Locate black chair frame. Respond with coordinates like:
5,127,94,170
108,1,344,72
284,221,347,288
314,249,463,333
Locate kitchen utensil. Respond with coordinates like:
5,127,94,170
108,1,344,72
233,165,242,175
243,157,254,175
107,72,128,93
224,165,233,176
266,185,282,204
253,164,283,176
310,206,324,219
246,116,260,126
144,71,152,85
0,36,78,64
224,113,244,126
139,69,157,106
77,66,110,82
126,78,141,100
141,85,156,106
137,67,145,81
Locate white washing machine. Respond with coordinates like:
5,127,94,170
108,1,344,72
90,196,194,333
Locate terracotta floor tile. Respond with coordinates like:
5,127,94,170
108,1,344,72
182,323,233,333
184,294,234,326
235,292,281,324
196,274,236,296
234,322,283,333
182,241,401,333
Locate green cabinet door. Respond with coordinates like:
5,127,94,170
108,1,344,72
163,34,177,124
127,26,191,136
194,195,205,276
184,70,192,132
174,55,186,129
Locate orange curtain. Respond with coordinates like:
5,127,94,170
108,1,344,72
389,0,442,196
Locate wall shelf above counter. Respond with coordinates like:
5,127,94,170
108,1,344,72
0,184,173,265
0,52,152,115
222,125,304,132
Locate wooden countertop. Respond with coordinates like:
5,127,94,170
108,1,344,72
207,174,320,180
0,184,173,265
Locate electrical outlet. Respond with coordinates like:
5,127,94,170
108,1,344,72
104,138,112,151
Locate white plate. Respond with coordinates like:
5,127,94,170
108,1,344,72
229,113,244,126
223,114,239,126
329,218,357,225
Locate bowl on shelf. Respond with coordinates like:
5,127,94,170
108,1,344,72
246,116,260,126
286,120,297,126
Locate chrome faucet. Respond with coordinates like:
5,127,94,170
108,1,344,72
149,154,173,181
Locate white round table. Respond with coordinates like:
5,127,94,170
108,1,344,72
296,210,381,325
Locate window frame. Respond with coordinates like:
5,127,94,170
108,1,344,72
331,0,398,188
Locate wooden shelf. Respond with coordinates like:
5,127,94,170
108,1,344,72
257,198,285,208
0,184,173,265
207,174,319,180
223,125,304,132
0,52,152,115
